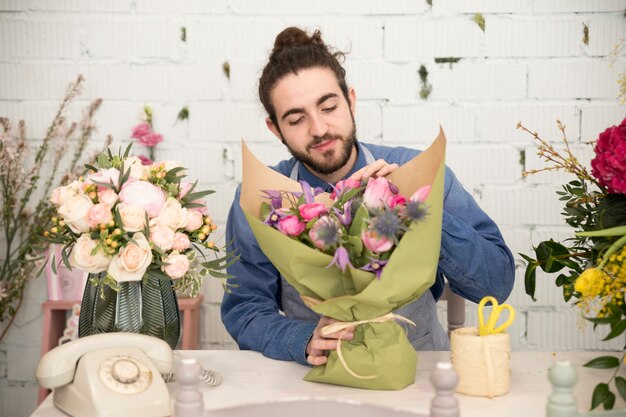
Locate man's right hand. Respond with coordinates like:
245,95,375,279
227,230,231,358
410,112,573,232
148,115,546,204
306,316,354,366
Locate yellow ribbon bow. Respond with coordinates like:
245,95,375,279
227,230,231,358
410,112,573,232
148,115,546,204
478,296,515,336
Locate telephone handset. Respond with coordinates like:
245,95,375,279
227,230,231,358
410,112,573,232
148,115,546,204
36,332,174,417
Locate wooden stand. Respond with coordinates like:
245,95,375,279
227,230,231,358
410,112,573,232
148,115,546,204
37,295,203,405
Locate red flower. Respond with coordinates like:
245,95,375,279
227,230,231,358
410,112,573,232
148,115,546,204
591,117,626,195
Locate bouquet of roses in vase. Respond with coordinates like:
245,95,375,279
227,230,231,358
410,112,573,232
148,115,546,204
45,145,234,349
521,117,626,411
240,129,446,390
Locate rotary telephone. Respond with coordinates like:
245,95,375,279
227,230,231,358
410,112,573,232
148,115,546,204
35,332,173,417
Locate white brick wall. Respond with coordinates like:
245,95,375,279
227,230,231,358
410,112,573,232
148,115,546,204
1,3,626,416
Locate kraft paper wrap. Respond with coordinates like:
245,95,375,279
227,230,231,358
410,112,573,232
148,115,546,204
240,129,447,390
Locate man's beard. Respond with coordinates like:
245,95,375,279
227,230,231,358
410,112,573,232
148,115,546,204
282,125,357,176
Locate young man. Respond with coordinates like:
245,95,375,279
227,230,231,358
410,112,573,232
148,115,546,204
222,27,515,366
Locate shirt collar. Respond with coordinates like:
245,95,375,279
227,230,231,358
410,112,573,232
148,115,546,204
296,141,368,192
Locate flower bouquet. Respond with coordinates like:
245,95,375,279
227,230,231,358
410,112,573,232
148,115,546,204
45,145,234,349
240,129,446,390
521,117,626,411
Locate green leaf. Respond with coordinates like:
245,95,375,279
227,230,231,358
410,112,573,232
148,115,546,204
603,390,616,410
184,190,215,200
123,142,133,158
591,383,610,410
583,356,620,369
603,319,626,341
97,153,112,169
534,240,570,273
615,377,626,402
524,262,538,301
349,206,369,236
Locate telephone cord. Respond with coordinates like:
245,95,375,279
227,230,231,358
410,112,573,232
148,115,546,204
161,352,223,387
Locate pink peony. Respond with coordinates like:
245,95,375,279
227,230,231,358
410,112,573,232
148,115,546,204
119,180,166,218
361,230,393,253
298,202,327,221
362,177,394,210
97,188,118,207
150,224,175,251
184,210,204,232
277,215,305,236
591,117,626,195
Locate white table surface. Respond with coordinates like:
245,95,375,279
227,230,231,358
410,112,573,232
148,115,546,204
32,350,626,417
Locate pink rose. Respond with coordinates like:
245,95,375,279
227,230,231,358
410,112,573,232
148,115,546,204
50,180,83,206
107,233,152,282
118,204,147,232
591,117,626,194
172,232,191,251
162,253,190,279
150,224,175,251
97,188,118,207
58,193,94,233
389,194,406,209
298,202,327,221
184,210,204,232
119,179,166,218
87,203,113,228
131,122,151,139
362,177,394,210
361,230,393,253
137,155,153,166
277,215,305,236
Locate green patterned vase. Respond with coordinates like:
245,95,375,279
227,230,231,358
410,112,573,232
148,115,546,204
78,269,181,349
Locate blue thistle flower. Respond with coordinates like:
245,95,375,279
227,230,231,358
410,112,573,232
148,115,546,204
309,216,342,250
405,200,428,222
370,209,406,240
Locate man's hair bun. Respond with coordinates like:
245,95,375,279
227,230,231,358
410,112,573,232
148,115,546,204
272,27,324,54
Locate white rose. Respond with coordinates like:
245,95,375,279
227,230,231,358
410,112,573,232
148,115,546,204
58,193,94,233
155,197,188,230
50,180,83,206
118,204,147,232
70,234,111,273
107,233,152,282
124,156,147,180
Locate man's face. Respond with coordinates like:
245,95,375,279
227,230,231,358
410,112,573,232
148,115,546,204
266,67,357,177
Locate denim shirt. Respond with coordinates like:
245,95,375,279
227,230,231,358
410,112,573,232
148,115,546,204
221,142,515,365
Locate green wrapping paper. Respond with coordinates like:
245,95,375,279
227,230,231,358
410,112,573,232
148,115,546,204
241,128,447,390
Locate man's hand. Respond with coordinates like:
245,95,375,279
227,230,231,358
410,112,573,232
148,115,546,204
306,316,354,366
349,159,399,181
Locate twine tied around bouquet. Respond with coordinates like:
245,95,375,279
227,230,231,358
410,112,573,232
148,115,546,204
320,312,416,380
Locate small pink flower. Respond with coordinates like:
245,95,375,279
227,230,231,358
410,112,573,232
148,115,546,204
87,203,113,228
277,215,305,236
298,202,327,221
410,185,431,203
172,232,191,251
361,230,393,253
362,177,393,210
131,122,151,139
137,155,153,166
138,132,163,148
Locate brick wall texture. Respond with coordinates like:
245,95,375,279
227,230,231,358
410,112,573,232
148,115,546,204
1,1,625,415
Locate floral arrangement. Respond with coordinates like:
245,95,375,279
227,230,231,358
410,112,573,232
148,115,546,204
241,133,446,390
260,177,430,278
0,75,108,342
44,145,234,298
520,117,626,411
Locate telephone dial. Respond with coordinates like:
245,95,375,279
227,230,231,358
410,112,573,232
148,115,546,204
36,332,174,417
